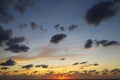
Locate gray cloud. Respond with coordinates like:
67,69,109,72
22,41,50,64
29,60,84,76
0,59,16,66
1,67,9,70
21,64,33,69
85,0,120,25
84,39,93,49
50,33,67,44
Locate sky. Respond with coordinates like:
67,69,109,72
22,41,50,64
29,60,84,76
0,0,120,79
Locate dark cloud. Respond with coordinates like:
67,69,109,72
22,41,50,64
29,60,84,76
85,0,120,25
0,59,16,66
40,64,48,68
111,68,120,74
6,37,25,46
84,39,93,49
84,39,120,49
68,24,78,31
54,24,79,31
93,63,99,66
50,33,67,44
1,67,9,70
73,62,78,65
5,37,29,53
5,44,29,53
0,0,32,24
35,65,41,67
0,25,12,46
79,61,88,64
95,40,120,47
60,58,66,60
21,64,33,69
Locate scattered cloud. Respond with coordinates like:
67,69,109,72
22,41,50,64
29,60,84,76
84,39,93,49
68,24,78,31
84,39,120,49
73,62,78,65
85,0,120,25
93,63,99,66
0,0,32,24
21,64,33,69
79,61,88,64
0,59,16,66
60,58,66,60
1,67,9,70
0,25,12,46
50,33,67,44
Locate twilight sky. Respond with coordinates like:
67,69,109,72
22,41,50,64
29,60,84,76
0,0,120,79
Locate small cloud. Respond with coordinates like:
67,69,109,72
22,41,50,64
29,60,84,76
21,64,33,69
0,59,16,66
73,62,78,65
93,63,99,66
54,24,60,30
40,64,48,68
50,33,67,44
85,0,120,25
60,58,66,60
84,39,93,49
30,22,37,30
1,67,9,70
35,65,41,67
68,24,78,31
79,61,88,64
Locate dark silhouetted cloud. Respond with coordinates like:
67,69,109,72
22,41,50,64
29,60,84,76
50,33,67,44
30,22,37,30
111,68,120,74
84,39,93,49
5,37,29,53
79,61,88,64
1,67,9,70
21,64,33,69
95,40,120,47
35,65,41,67
54,24,60,30
60,58,66,60
0,59,16,66
40,64,48,68
93,63,99,66
5,44,29,53
85,0,120,25
0,25,12,46
73,62,78,65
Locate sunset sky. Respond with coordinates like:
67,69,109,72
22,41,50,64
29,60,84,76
0,0,120,79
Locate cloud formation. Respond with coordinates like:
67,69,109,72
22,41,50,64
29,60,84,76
0,59,16,66
50,33,67,44
79,61,88,64
21,64,33,69
84,39,120,49
0,0,32,24
0,25,12,46
85,0,120,25
1,67,9,70
84,39,93,49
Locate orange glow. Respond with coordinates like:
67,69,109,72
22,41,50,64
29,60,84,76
52,75,71,80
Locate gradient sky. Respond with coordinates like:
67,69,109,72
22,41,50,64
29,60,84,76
0,0,120,79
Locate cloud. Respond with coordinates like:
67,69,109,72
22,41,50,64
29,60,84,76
84,39,120,49
5,44,29,53
21,64,33,69
0,59,16,66
50,33,67,44
95,40,120,47
35,64,48,68
54,24,79,31
73,62,78,65
60,58,66,60
84,39,93,49
1,67,9,70
85,0,120,25
5,37,29,53
68,24,78,31
93,63,99,66
30,22,37,30
79,61,88,64
111,68,120,74
0,0,32,24
0,25,12,46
